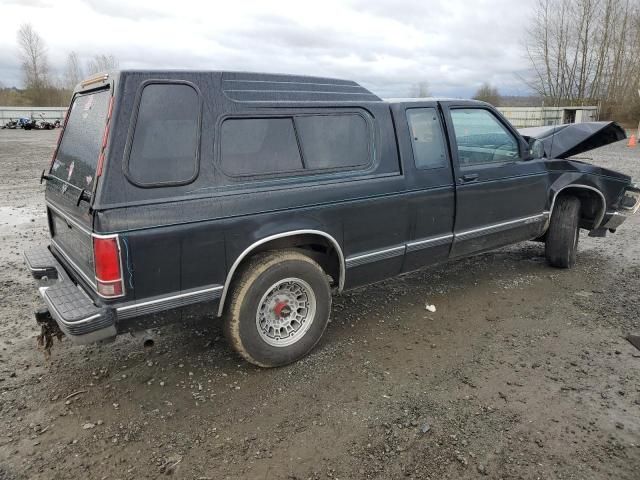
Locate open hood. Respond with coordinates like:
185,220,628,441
518,121,626,159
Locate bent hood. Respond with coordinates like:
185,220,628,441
518,121,626,159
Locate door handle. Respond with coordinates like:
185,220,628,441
460,173,479,183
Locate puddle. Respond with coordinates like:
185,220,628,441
0,206,45,229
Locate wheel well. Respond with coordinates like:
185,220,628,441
554,187,605,229
245,234,342,286
217,232,344,316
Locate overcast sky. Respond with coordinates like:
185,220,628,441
1,0,536,98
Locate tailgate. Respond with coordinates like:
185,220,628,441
49,205,95,289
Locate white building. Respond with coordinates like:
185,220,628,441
498,106,599,128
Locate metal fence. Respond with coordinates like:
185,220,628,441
0,106,67,124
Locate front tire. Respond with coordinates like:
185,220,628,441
545,196,581,268
223,250,332,367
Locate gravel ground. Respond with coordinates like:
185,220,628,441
0,128,639,480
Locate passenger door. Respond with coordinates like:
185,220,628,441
391,103,455,272
442,103,549,257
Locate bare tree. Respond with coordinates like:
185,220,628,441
64,51,83,89
409,81,432,98
473,82,501,106
524,0,640,122
87,54,119,75
17,23,50,90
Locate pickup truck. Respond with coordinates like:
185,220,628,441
24,70,640,367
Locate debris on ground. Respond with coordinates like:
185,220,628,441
159,455,183,475
36,315,63,358
64,390,87,401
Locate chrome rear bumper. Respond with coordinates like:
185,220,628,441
24,247,116,344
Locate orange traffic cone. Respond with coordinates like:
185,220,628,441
628,134,637,148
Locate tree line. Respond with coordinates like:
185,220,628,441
0,23,118,107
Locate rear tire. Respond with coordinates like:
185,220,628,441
223,250,331,367
545,196,581,268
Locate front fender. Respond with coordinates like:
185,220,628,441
545,160,632,228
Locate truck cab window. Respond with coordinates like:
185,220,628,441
450,109,519,166
406,108,447,169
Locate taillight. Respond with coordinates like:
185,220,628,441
93,235,124,297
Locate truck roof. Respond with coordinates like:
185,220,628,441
384,97,480,103
87,70,485,106
109,70,383,103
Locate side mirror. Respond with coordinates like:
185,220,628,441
526,138,545,160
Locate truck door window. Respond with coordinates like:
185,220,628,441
126,83,200,186
406,108,447,169
450,109,519,166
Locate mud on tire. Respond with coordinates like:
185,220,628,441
545,196,581,268
223,250,332,367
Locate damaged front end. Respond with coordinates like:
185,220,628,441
520,121,626,159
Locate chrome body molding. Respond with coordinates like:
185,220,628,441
118,285,223,319
346,213,549,269
406,234,454,252
455,213,549,241
345,245,405,268
216,230,346,317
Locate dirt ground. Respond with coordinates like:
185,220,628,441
0,128,639,480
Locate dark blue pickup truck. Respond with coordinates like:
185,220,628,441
24,70,639,366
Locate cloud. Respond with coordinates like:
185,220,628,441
81,0,170,20
0,0,536,97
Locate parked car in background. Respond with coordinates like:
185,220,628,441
24,70,639,366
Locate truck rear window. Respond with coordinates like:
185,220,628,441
51,89,110,190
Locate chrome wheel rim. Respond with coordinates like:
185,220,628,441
256,277,316,347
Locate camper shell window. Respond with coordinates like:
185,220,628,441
220,113,372,178
125,82,201,187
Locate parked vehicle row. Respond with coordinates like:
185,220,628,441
24,70,639,367
2,115,61,130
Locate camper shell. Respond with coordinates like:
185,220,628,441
24,70,639,366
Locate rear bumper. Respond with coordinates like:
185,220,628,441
24,247,116,344
24,245,224,345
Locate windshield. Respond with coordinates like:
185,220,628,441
51,88,110,190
